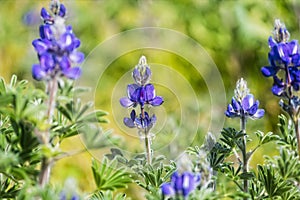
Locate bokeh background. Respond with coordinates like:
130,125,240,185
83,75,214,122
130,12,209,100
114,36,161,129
1,0,300,198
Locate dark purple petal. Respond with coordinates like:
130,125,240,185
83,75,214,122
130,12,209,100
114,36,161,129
40,53,55,70
171,172,182,192
252,109,265,119
32,39,50,54
242,94,254,110
63,67,81,79
268,36,277,48
231,98,240,111
39,25,52,39
73,38,81,48
120,97,134,107
161,183,175,196
225,104,238,118
32,64,47,81
130,110,136,120
248,101,258,116
145,84,155,101
69,52,84,63
59,56,71,70
123,117,135,128
59,4,66,17
41,8,51,21
261,66,278,77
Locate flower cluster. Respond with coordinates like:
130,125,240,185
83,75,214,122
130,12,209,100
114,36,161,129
261,19,300,97
32,1,84,81
225,78,264,119
120,56,163,130
161,171,201,198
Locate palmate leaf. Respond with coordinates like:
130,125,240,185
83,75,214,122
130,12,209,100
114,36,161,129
257,164,293,199
277,115,297,150
91,157,132,191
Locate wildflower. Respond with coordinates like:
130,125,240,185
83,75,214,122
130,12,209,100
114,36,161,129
32,1,84,81
120,56,163,108
225,79,264,119
120,83,163,108
261,19,300,97
161,171,201,199
123,110,156,130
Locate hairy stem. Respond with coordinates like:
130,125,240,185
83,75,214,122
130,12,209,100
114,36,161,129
39,77,58,186
145,130,152,165
241,116,248,198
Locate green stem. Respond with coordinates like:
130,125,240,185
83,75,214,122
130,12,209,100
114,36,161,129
144,128,152,165
39,77,58,187
241,116,248,198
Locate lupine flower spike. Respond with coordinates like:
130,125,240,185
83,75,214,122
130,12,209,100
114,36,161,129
120,56,163,164
32,0,84,187
225,78,264,195
261,19,300,157
32,1,84,81
225,78,265,120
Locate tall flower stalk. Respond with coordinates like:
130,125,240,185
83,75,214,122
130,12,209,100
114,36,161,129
225,78,264,196
261,19,300,156
32,0,84,186
120,56,163,164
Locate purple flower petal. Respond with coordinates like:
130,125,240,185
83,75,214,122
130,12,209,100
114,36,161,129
145,84,155,101
120,97,134,107
32,64,47,80
172,172,183,192
59,4,66,17
231,98,240,111
161,183,175,196
69,52,84,63
248,101,258,116
127,84,139,102
63,67,81,79
268,36,277,48
32,39,50,54
242,94,254,110
150,96,163,106
252,109,265,119
41,8,51,21
261,66,278,77
182,172,196,197
225,104,238,118
272,84,284,96
39,25,52,40
40,53,55,70
123,117,135,128
59,56,71,70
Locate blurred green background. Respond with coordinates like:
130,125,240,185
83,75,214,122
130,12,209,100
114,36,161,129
1,0,300,197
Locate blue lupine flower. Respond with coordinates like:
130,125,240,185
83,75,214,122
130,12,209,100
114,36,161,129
225,79,264,119
161,171,201,198
120,83,163,108
32,2,84,81
123,110,156,130
261,19,300,97
225,94,264,119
